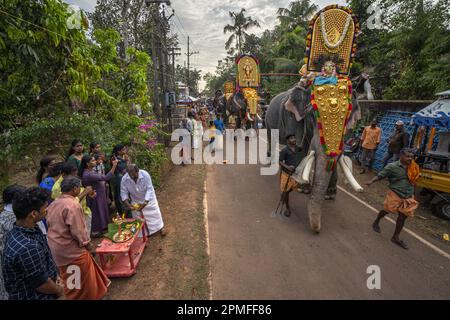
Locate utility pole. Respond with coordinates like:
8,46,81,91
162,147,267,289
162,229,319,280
121,0,129,60
185,36,199,96
149,6,160,119
145,0,172,142
168,47,181,88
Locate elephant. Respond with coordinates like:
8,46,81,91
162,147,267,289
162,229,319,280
265,83,364,233
214,90,251,129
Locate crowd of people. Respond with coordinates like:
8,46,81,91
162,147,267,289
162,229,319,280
0,140,166,300
179,103,227,165
358,119,410,174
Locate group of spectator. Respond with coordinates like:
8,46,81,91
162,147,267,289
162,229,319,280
0,140,166,300
359,119,410,173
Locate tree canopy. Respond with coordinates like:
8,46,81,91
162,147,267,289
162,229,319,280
0,0,166,190
205,0,449,100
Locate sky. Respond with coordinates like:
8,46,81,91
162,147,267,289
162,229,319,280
65,0,347,91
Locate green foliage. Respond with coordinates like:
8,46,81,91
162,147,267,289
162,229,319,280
175,65,202,96
349,0,450,99
224,9,260,55
206,0,449,101
0,0,165,190
206,0,317,99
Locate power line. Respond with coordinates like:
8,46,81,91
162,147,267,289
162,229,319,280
173,12,200,52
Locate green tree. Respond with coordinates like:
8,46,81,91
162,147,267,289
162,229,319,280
349,0,450,99
0,0,166,190
224,9,260,56
175,65,202,96
277,0,318,32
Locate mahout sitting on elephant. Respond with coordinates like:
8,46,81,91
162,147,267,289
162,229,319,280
266,5,365,233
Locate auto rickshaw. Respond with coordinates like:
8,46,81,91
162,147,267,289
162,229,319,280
412,90,450,220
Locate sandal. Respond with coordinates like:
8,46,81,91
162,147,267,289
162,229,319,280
391,238,409,250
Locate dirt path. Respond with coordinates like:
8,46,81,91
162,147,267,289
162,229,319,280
107,163,210,299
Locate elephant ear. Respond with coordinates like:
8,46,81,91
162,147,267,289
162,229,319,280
283,86,309,122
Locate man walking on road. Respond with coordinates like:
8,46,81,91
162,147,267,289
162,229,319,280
279,134,303,217
383,120,410,166
365,148,419,250
359,119,382,174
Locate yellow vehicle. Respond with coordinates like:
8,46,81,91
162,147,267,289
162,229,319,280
412,90,450,220
415,139,450,221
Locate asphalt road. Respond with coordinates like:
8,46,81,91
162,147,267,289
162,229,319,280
206,159,450,299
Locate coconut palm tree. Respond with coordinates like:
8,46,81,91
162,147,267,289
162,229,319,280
277,0,318,32
224,9,260,55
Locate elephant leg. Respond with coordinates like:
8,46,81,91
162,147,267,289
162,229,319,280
267,127,271,157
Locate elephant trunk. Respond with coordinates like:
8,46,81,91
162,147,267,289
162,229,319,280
308,155,334,233
306,132,336,233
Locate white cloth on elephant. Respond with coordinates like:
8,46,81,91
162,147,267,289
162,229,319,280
120,170,164,235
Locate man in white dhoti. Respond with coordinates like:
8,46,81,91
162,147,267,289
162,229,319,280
120,164,166,237
192,114,203,149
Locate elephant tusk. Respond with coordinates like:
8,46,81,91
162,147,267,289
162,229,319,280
340,155,353,184
256,113,262,121
338,156,364,192
247,112,254,122
300,151,315,184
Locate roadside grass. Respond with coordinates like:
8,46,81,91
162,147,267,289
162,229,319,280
164,165,209,299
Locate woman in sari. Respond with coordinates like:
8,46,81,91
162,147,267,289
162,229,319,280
66,140,85,171
36,155,57,184
80,155,118,236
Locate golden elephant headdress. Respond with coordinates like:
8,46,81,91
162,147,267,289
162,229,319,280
304,5,360,75
236,54,260,115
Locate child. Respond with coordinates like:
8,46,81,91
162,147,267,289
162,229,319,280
208,120,216,152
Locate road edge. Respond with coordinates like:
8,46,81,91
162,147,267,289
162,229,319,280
203,178,213,300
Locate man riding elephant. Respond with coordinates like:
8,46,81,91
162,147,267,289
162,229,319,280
266,5,365,233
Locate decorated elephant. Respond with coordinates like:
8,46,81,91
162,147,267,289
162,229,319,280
266,4,368,233
266,77,364,233
213,90,252,129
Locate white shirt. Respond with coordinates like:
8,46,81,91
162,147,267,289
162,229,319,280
120,170,156,204
1,204,47,236
186,118,194,133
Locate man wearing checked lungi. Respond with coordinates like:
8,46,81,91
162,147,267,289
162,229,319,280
365,148,420,250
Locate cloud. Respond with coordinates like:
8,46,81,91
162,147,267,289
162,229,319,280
65,0,347,91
